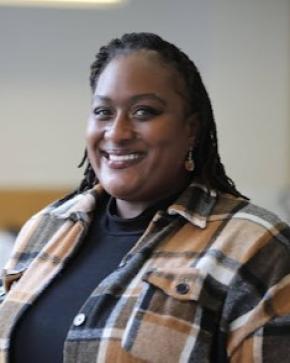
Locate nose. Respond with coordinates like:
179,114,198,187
104,112,135,143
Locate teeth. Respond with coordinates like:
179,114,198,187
108,153,141,162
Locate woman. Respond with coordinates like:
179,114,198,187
0,33,289,363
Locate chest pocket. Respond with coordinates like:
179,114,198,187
122,267,210,363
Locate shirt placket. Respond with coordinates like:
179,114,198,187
63,211,183,362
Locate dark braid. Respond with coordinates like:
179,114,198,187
75,32,247,199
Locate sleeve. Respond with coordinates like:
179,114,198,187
0,209,47,300
223,225,290,362
229,276,290,362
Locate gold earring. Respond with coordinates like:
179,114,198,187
185,147,195,172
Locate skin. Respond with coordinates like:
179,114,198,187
86,51,198,218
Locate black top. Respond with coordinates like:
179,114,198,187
10,195,176,363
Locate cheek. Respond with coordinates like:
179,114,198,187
147,124,189,159
86,120,102,149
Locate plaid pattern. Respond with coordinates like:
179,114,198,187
0,183,290,362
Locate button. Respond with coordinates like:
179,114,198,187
152,214,162,222
69,212,79,222
73,313,86,326
118,260,127,268
175,282,190,295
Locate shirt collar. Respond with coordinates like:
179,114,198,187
50,185,102,220
50,182,217,229
167,182,217,229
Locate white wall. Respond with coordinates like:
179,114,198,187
0,0,289,220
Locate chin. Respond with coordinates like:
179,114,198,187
101,183,140,201
99,173,144,198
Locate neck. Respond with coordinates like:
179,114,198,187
115,179,191,219
115,199,153,219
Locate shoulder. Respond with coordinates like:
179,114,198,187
170,182,290,250
2,186,102,275
172,185,290,285
211,192,290,252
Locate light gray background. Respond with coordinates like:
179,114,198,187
0,0,289,221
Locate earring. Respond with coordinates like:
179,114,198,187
185,147,195,172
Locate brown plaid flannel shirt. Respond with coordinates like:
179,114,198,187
0,183,290,362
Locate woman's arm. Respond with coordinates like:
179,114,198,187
230,312,290,362
224,228,290,362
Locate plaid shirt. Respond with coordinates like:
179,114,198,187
0,183,290,363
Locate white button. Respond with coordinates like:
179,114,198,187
73,313,86,326
119,260,127,268
0,286,5,297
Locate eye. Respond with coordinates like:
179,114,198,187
132,106,162,120
93,107,113,120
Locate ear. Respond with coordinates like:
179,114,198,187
186,113,200,147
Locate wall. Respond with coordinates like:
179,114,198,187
0,0,289,220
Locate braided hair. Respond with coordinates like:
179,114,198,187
76,32,246,199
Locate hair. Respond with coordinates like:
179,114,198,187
75,32,247,199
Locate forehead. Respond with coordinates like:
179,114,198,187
94,50,185,98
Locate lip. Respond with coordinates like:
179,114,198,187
101,148,143,155
100,149,146,169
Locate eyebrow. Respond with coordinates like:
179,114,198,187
93,93,167,106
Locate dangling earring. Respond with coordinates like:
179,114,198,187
185,146,195,172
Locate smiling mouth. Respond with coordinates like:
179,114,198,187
100,150,145,168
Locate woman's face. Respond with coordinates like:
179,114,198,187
86,51,197,203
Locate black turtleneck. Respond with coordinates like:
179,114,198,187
10,194,177,363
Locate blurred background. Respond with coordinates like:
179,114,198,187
0,0,289,265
